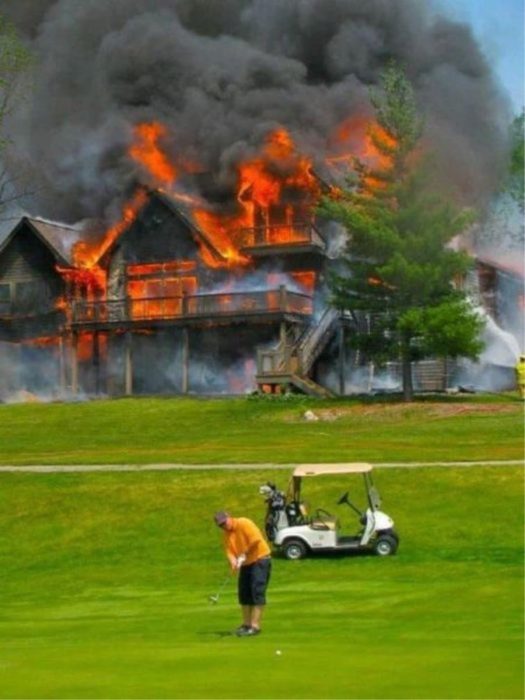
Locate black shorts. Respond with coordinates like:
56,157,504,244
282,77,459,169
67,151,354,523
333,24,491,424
238,557,272,606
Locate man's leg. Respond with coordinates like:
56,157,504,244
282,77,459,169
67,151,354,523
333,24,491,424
237,567,252,631
250,605,264,630
242,605,253,627
250,558,271,631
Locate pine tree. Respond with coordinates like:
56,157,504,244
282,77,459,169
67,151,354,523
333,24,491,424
319,63,483,400
506,110,524,212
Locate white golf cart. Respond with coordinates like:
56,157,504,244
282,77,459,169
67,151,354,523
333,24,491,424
260,463,399,560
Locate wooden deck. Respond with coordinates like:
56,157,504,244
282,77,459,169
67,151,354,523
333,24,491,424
70,288,314,330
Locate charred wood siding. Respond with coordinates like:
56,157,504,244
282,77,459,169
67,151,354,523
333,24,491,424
0,225,66,340
0,227,65,317
106,197,218,305
116,198,202,264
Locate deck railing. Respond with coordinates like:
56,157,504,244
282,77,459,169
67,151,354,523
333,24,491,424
238,223,324,249
71,287,313,325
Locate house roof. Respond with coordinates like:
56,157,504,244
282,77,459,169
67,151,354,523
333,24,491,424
476,253,525,280
98,189,226,266
154,190,226,264
0,216,82,267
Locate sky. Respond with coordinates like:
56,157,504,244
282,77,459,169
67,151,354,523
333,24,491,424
434,0,524,113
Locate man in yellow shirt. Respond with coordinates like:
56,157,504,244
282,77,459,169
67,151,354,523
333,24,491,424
214,511,272,637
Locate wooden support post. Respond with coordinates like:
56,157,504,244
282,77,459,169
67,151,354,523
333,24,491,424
106,332,113,396
92,331,101,395
58,335,67,397
338,322,346,396
279,321,287,345
181,327,189,394
71,332,79,396
279,284,286,311
124,331,133,396
279,321,289,373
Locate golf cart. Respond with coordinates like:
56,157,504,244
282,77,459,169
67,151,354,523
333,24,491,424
259,463,399,559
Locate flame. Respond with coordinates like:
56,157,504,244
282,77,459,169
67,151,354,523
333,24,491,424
127,261,196,275
368,276,395,290
192,209,251,267
56,264,105,295
267,271,316,295
129,122,177,186
127,271,197,320
291,271,316,294
326,114,399,174
193,128,320,265
23,336,60,348
69,120,177,273
69,189,148,277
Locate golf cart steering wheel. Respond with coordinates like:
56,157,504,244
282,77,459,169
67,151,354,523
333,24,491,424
337,491,349,505
314,507,333,520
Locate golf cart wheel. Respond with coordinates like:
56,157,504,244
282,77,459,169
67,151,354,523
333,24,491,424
283,539,307,560
373,534,398,556
390,529,400,543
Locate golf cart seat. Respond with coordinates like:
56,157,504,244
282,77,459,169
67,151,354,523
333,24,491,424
310,515,339,531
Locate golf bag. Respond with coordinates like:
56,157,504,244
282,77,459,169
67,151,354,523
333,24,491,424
260,482,288,541
260,482,307,541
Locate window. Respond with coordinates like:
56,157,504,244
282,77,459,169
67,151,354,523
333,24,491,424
14,281,47,314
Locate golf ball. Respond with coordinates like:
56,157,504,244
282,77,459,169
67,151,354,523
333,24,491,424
275,650,282,655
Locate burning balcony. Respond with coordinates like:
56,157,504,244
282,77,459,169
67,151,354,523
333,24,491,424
71,286,313,328
237,222,326,255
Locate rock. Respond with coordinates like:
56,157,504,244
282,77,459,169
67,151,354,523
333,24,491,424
303,410,319,422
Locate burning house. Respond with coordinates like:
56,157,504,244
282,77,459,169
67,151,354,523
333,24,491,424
0,126,351,398
0,1,515,400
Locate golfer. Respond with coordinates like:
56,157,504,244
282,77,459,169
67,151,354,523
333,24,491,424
214,511,271,637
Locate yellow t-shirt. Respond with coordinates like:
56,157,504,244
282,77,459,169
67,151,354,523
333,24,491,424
223,517,271,566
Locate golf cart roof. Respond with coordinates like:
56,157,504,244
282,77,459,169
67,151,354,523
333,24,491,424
293,463,373,477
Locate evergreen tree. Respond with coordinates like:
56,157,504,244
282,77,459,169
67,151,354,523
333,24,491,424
506,110,524,212
319,63,483,400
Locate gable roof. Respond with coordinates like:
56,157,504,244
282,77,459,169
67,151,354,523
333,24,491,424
99,189,226,266
476,253,525,280
0,216,82,267
149,190,226,264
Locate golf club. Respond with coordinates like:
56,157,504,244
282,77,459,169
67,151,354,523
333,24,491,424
208,574,230,604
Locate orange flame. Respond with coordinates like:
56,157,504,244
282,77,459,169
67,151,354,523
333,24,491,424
75,332,108,362
56,264,105,294
129,122,177,186
193,128,320,266
23,336,60,348
326,114,399,174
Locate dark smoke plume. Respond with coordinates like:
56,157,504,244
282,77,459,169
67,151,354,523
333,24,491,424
1,0,512,224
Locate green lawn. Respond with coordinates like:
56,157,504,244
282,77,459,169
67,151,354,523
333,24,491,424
0,466,523,699
0,394,522,465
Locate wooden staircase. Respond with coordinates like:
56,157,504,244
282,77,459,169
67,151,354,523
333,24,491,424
256,307,340,397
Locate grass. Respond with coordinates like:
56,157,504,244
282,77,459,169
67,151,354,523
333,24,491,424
0,393,523,465
0,465,523,699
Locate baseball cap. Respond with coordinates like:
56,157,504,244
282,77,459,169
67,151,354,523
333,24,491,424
214,511,229,526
